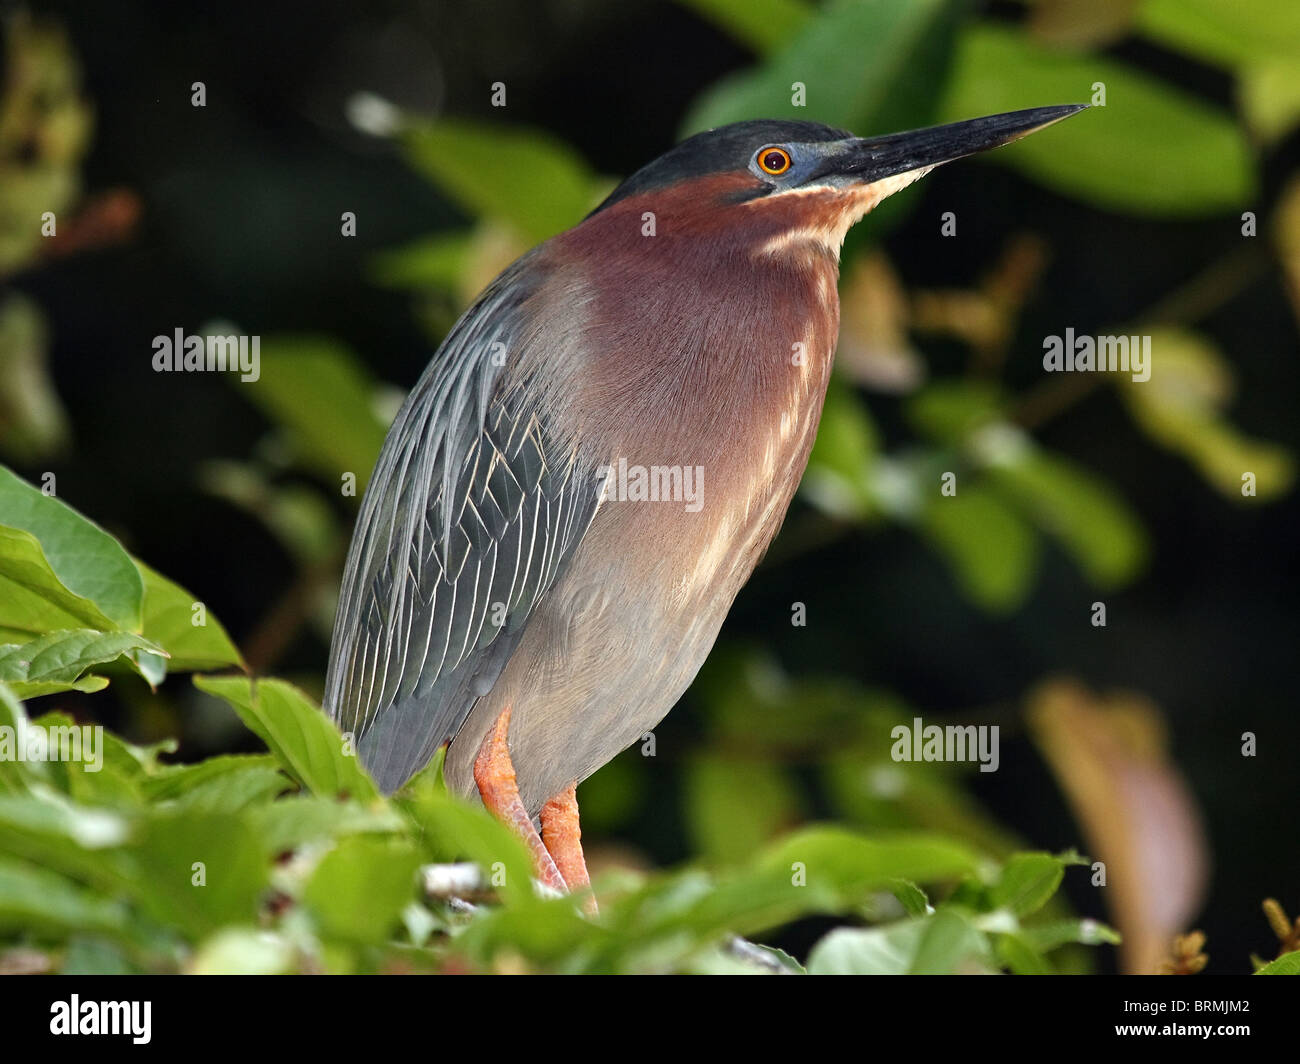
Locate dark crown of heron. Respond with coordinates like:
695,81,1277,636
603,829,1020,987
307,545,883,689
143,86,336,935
592,119,855,214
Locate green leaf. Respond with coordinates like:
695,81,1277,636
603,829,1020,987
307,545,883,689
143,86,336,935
995,931,1052,974
142,754,281,802
921,484,1040,612
808,909,991,974
888,878,931,917
0,465,143,631
683,0,960,136
802,377,879,519
1255,950,1300,975
0,291,70,464
128,811,269,940
0,629,167,699
685,755,800,865
188,927,296,975
1019,917,1121,951
990,852,1065,916
940,25,1257,215
239,336,389,490
988,449,1148,588
194,675,379,803
673,0,813,56
1239,59,1300,144
1135,0,1300,71
157,764,289,815
399,786,535,906
694,827,984,934
61,936,135,975
0,682,30,792
0,789,133,889
906,380,1004,444
0,525,119,641
369,231,471,291
136,561,243,672
0,858,126,937
303,836,423,944
1120,328,1294,501
248,796,403,854
401,119,600,243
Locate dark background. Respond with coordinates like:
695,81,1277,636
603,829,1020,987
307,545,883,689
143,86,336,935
11,0,1299,972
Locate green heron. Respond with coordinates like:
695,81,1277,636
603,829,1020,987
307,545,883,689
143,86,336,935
325,105,1086,898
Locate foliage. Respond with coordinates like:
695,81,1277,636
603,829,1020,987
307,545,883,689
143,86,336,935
0,477,1112,971
1,0,1297,974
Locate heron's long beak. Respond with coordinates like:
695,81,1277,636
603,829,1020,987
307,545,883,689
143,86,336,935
818,104,1088,186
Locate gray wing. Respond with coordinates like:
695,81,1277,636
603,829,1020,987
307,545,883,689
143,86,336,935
323,256,601,793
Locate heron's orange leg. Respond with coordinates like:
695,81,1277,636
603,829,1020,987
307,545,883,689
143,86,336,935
540,782,596,913
473,706,566,894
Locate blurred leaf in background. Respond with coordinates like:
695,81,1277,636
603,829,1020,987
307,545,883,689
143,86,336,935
1027,678,1210,975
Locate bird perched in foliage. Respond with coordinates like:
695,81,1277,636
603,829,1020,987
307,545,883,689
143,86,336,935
324,105,1086,899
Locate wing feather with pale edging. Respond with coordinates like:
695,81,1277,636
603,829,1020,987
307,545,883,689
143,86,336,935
324,257,600,792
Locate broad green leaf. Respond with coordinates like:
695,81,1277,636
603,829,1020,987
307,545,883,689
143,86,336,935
61,936,134,975
656,827,988,937
1240,59,1300,144
988,449,1148,587
6,706,173,803
195,675,379,803
920,485,1040,612
995,931,1052,974
248,796,403,854
759,827,980,890
906,379,1005,443
136,561,243,672
911,908,993,973
1255,950,1300,975
448,891,602,970
1136,0,1300,71
303,836,423,944
0,789,133,889
0,525,120,641
369,231,471,291
142,754,281,802
685,755,801,865
888,878,931,917
0,629,166,699
239,336,388,490
31,710,177,786
0,858,126,936
402,119,600,243
808,909,991,974
802,377,879,519
674,0,813,56
0,682,29,792
990,852,1065,916
0,291,70,463
129,811,269,940
399,786,535,906
1020,917,1121,951
157,763,289,815
0,465,143,630
683,0,960,136
0,790,131,849
1120,328,1295,501
188,927,296,975
940,25,1256,215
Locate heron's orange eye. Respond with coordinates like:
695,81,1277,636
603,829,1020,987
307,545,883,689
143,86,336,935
758,146,792,175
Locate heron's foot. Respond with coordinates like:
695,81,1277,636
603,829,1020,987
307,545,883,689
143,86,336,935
472,705,566,894
541,781,597,915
